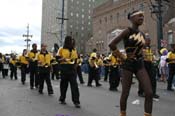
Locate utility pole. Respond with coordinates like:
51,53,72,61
56,0,68,46
22,24,33,51
151,0,170,50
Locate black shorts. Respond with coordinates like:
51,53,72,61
122,58,144,73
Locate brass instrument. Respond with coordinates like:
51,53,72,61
112,49,126,61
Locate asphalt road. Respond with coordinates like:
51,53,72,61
0,73,175,116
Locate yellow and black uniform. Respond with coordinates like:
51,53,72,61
76,57,84,84
28,50,39,89
9,57,18,80
19,55,29,84
97,57,103,80
103,56,111,81
0,54,5,78
51,56,60,80
166,51,175,91
57,47,80,104
87,52,101,87
108,54,120,91
138,46,158,97
37,51,53,94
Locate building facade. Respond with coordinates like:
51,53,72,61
88,0,175,55
41,0,107,53
41,0,67,51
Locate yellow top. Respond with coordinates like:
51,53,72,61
167,51,175,64
19,56,29,65
0,56,5,63
108,54,119,66
57,47,78,64
37,52,51,66
143,47,154,62
88,52,98,68
10,58,18,65
28,51,38,62
76,58,83,66
97,58,103,66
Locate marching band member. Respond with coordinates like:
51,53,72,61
51,52,60,80
0,53,5,78
76,54,85,84
28,43,39,89
18,49,29,84
37,43,54,95
57,36,80,108
87,48,102,87
108,53,121,91
166,44,175,91
9,54,19,80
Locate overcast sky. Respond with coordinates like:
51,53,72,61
0,0,42,54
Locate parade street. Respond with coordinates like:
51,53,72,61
0,73,174,116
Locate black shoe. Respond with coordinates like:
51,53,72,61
109,88,118,91
22,81,25,85
87,84,92,87
96,83,102,87
167,88,174,91
59,100,66,105
35,86,38,89
104,79,107,82
39,91,43,94
80,82,85,84
74,103,81,108
30,87,34,90
48,91,54,95
138,93,145,97
153,94,160,99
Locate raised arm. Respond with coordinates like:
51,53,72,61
108,28,130,51
108,29,130,60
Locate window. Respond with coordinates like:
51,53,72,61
82,9,84,12
88,16,91,19
70,25,73,28
99,19,102,24
76,13,79,17
82,14,85,18
139,3,144,10
89,10,91,14
116,13,119,22
77,1,79,4
105,17,107,23
110,15,113,21
81,27,84,30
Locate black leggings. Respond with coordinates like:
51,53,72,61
120,67,153,114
